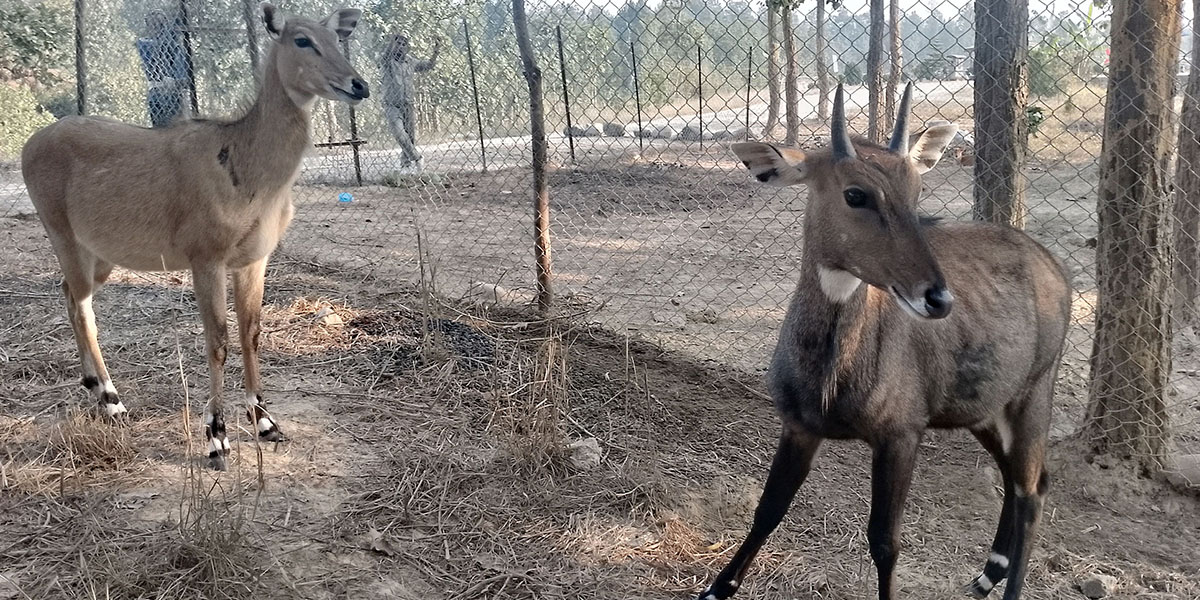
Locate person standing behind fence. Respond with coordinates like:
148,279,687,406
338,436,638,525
381,33,440,168
135,10,190,128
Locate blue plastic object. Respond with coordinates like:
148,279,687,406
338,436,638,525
338,192,353,203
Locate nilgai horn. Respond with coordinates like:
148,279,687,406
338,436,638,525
696,82,1070,600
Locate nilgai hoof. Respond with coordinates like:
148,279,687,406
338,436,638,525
259,428,286,443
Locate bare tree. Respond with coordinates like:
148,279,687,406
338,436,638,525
1175,0,1200,323
866,0,885,141
972,0,1029,227
1088,0,1181,471
883,0,901,128
782,1,800,145
512,0,553,313
814,0,830,121
763,1,781,138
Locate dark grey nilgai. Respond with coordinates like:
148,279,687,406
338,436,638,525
696,83,1071,600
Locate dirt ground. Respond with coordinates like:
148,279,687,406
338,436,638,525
3,199,1200,599
3,82,1200,599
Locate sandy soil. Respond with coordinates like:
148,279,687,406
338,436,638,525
2,206,1199,599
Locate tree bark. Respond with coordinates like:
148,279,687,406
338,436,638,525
782,1,800,145
972,0,1029,228
764,2,781,138
884,0,901,128
1174,0,1200,323
512,0,553,313
814,0,829,122
866,0,885,141
1088,0,1181,472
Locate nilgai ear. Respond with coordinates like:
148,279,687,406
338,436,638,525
261,2,286,40
909,122,958,174
731,142,808,186
322,8,362,41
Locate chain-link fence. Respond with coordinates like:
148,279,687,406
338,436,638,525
2,0,1197,468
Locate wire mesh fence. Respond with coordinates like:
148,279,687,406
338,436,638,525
1,0,1198,468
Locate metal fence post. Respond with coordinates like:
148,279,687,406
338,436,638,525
556,26,576,164
341,39,363,186
464,19,488,173
697,44,703,149
178,0,199,114
745,48,752,136
631,40,643,152
242,0,261,79
74,0,86,115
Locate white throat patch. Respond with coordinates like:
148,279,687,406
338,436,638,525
818,265,862,303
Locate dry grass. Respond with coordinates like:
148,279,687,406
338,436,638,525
487,323,572,471
4,193,1200,599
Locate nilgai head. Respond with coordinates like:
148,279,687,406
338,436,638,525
732,82,959,320
261,2,369,105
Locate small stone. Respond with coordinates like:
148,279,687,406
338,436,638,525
1165,453,1200,490
568,438,602,470
602,122,626,137
650,311,686,328
1080,574,1117,599
314,306,343,326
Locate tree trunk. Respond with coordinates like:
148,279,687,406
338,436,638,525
783,2,800,145
884,0,901,127
972,0,1029,227
512,0,553,313
814,0,829,121
866,0,885,141
764,2,781,138
1174,0,1200,323
1088,0,1181,472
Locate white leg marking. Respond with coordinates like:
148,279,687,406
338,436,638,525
975,573,993,591
205,413,215,426
103,401,127,417
257,417,277,434
728,581,739,589
208,435,230,455
818,265,862,303
988,552,1010,569
702,595,719,600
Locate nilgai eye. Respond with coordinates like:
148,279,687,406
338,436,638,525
844,188,870,208
294,37,313,48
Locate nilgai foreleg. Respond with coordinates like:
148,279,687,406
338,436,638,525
868,433,921,600
233,257,283,441
697,426,822,600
